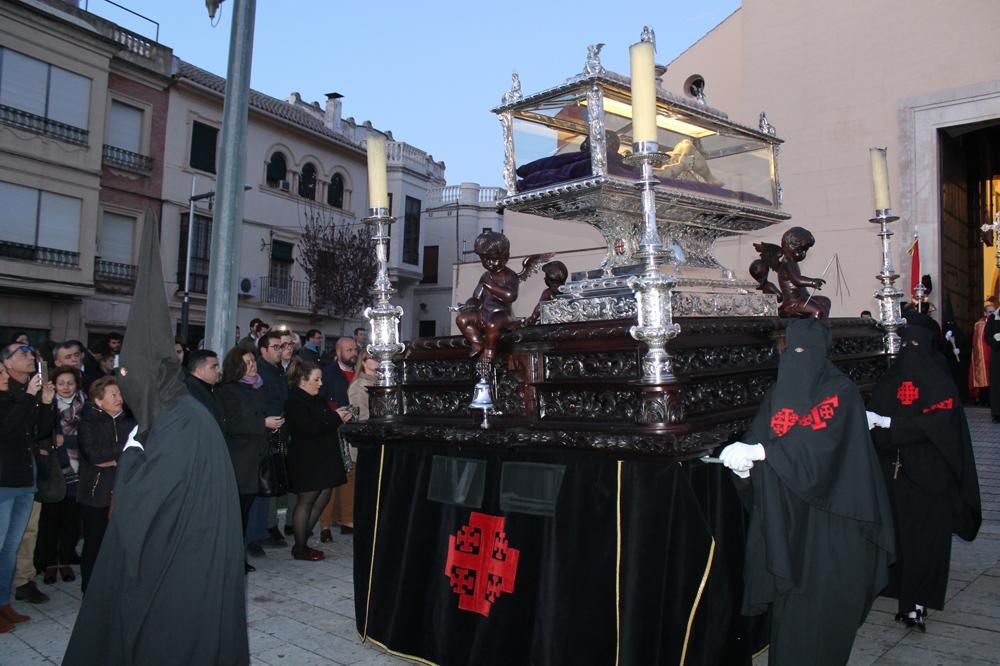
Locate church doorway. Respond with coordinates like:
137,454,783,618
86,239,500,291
939,122,1000,333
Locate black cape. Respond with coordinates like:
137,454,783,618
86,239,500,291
63,209,248,665
869,324,981,611
740,319,894,666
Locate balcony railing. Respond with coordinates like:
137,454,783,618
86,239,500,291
0,105,88,145
95,259,137,282
103,145,153,174
259,277,311,309
0,240,79,267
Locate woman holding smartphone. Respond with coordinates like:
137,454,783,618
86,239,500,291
284,360,348,561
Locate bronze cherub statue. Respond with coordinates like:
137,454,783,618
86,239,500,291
454,230,552,362
750,226,831,319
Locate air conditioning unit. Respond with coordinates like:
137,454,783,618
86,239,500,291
278,180,290,192
238,276,259,298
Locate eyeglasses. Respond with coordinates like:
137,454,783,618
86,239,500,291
16,345,35,354
268,344,284,351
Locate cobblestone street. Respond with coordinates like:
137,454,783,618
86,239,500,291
2,408,998,665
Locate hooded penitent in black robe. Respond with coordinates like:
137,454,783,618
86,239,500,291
739,319,895,666
869,322,981,617
63,210,249,666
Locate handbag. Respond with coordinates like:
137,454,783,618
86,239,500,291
34,446,66,503
257,427,289,497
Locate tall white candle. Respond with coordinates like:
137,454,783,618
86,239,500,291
367,135,388,210
870,147,891,210
629,40,657,144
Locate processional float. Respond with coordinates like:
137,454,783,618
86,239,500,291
344,28,897,666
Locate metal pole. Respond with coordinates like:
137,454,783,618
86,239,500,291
181,175,196,343
204,0,255,356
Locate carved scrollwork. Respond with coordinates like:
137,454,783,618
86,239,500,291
369,390,401,419
545,351,640,380
638,392,685,425
539,389,639,421
403,390,470,417
404,359,476,382
831,335,885,357
493,367,526,417
670,344,777,374
682,374,776,416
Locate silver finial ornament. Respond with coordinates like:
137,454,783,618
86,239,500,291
640,25,656,50
502,73,523,105
584,44,606,76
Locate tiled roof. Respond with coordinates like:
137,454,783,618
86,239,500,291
173,58,363,154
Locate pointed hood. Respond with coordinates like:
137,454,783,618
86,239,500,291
117,208,188,440
772,318,836,414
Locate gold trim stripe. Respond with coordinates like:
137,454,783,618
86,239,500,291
361,444,386,642
365,636,439,666
615,460,623,666
680,537,716,665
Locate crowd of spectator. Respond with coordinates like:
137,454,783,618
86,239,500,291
0,321,370,631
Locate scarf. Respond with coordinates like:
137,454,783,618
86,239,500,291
240,374,263,389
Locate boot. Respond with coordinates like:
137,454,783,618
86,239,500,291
0,604,30,623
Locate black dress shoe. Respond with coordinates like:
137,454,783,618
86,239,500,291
246,543,266,558
320,528,332,543
14,581,49,604
340,525,354,535
42,567,57,585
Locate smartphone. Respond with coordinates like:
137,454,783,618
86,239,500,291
38,359,48,382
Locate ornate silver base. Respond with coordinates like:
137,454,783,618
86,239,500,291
540,266,778,324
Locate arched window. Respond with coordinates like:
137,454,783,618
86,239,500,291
299,162,317,199
328,173,345,208
265,152,287,188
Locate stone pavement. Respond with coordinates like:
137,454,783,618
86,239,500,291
2,409,998,665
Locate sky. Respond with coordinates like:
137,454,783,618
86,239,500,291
85,0,742,187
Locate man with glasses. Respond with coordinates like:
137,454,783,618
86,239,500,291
279,332,296,371
250,332,289,553
1,343,55,605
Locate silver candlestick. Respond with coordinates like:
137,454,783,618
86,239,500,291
871,208,906,354
623,142,681,383
363,208,405,387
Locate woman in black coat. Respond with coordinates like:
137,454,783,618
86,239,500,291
77,376,136,594
284,360,348,561
216,347,283,567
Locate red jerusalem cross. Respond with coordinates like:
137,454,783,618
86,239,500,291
897,381,920,406
445,512,520,617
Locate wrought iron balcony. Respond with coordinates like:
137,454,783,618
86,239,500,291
102,145,153,174
258,277,311,309
0,240,80,267
0,105,88,145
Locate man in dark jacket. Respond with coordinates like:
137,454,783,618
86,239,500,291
184,350,225,433
252,332,289,550
298,329,323,364
319,337,358,408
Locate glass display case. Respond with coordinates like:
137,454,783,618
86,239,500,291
508,85,778,209
494,60,790,320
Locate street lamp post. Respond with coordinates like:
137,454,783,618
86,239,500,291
203,0,256,356
181,175,217,344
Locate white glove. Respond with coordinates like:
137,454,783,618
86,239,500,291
944,330,954,341
953,348,960,360
866,411,891,429
123,425,143,452
993,333,1000,342
719,441,766,475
